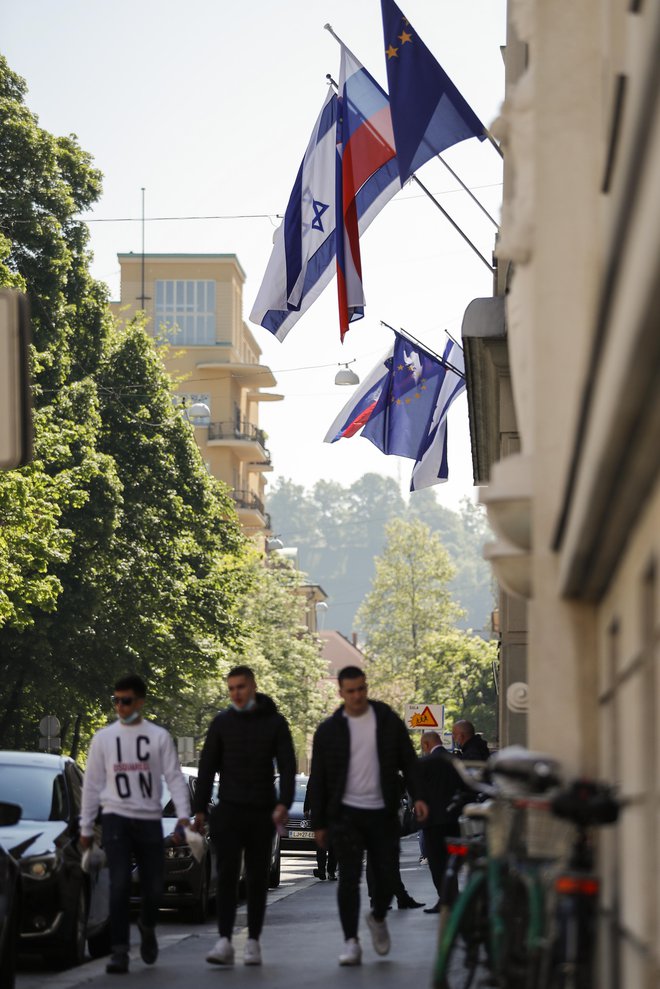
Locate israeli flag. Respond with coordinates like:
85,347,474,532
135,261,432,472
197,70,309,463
250,90,339,342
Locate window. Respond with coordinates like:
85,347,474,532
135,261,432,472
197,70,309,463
155,280,216,345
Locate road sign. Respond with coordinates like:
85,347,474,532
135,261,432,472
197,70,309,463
404,703,445,730
39,715,61,737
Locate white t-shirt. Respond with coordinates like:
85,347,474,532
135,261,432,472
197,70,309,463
80,718,191,836
342,705,385,810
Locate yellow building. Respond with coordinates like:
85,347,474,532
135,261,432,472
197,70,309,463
112,253,282,548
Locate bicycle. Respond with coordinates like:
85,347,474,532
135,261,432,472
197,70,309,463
433,750,563,989
432,749,618,989
538,779,619,989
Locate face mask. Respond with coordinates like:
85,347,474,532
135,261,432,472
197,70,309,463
119,710,141,725
231,698,256,712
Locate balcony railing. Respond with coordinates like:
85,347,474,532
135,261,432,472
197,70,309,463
231,489,271,528
208,420,269,453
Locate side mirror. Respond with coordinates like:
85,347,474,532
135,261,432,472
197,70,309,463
0,289,33,469
0,801,22,827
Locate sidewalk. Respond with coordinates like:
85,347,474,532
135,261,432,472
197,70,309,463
27,836,449,989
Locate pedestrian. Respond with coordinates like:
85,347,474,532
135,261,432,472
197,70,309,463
366,853,425,909
304,786,337,879
452,719,490,761
307,666,428,966
193,665,296,968
416,730,464,914
80,674,191,975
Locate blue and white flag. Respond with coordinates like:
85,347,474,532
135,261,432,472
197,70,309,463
381,0,486,183
250,89,338,342
250,83,401,342
410,338,465,490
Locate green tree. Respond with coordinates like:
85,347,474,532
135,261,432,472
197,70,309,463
0,56,250,751
356,518,461,707
356,518,497,737
152,553,334,766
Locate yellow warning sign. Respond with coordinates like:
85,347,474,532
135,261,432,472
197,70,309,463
405,703,445,730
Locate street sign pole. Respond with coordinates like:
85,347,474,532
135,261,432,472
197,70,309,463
38,715,61,753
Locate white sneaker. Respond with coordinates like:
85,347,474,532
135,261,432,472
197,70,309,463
243,938,262,966
366,912,391,956
206,937,234,965
339,938,362,966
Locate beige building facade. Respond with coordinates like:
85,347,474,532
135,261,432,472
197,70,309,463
112,254,281,548
465,2,660,985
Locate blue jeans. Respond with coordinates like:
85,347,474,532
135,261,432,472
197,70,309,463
102,813,164,948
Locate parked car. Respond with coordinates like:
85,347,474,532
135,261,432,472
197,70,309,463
280,774,316,851
0,802,21,989
0,751,111,967
132,767,216,923
132,768,281,923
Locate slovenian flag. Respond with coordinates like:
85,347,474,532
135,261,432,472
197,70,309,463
335,44,398,340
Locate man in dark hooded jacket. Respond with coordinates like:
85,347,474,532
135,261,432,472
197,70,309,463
452,720,490,761
193,665,295,968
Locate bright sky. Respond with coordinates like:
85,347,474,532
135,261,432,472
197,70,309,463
4,0,506,509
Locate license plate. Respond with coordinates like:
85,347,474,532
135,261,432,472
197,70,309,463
288,829,314,839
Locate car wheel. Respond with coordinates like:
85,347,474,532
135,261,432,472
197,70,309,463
268,846,281,889
47,885,87,968
185,863,210,924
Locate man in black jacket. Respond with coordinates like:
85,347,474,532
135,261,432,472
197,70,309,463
452,719,490,761
307,666,428,966
193,665,296,968
416,731,464,914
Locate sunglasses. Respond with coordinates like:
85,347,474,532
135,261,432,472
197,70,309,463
111,695,137,707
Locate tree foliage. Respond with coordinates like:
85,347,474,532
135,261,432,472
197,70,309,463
152,553,335,766
0,56,250,752
356,518,498,738
267,476,496,636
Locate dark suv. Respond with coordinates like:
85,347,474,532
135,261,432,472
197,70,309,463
0,751,111,967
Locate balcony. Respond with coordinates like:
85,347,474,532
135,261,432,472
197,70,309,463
207,420,271,466
231,489,271,530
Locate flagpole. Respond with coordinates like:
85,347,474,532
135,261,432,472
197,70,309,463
484,127,504,159
436,154,499,229
410,173,494,273
324,40,495,276
380,321,465,379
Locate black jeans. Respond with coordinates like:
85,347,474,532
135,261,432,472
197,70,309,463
329,806,399,939
423,826,452,899
210,802,274,940
102,813,164,949
316,844,337,876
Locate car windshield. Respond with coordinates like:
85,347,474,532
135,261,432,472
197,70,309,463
294,778,308,802
0,765,69,821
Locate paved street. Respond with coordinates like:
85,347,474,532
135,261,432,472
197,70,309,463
16,837,449,989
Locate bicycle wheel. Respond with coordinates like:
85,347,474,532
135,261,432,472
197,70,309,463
433,870,488,989
498,873,532,989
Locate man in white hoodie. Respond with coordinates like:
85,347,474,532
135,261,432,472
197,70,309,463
80,674,191,975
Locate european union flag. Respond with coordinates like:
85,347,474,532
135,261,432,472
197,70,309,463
361,333,463,464
380,0,486,183
324,331,465,490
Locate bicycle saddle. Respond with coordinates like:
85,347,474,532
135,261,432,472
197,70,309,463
488,746,562,794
